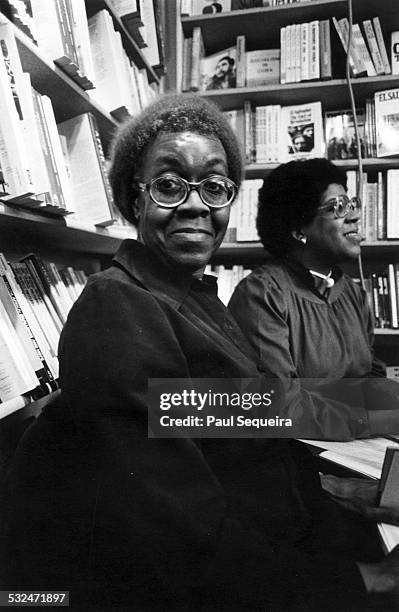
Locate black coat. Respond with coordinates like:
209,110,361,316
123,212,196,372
1,240,369,610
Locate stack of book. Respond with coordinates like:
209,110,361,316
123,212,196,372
0,251,87,403
280,19,332,83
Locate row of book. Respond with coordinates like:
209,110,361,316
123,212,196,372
346,169,399,241
0,21,128,226
0,252,87,403
364,264,399,329
181,0,316,16
2,4,158,117
224,86,399,165
184,17,396,92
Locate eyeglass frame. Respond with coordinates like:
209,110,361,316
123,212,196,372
317,195,362,219
136,173,238,209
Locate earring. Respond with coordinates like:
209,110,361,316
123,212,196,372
300,235,307,245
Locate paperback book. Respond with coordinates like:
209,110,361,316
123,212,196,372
200,46,236,91
279,101,323,161
374,88,399,157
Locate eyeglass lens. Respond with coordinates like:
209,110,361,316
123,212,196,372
150,175,234,207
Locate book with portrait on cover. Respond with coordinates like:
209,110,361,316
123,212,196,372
279,101,323,162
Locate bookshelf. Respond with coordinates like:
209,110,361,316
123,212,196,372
0,0,162,424
178,0,399,357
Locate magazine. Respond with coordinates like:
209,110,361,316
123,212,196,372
325,109,366,160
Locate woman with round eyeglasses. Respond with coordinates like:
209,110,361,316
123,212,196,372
229,158,399,442
4,100,399,611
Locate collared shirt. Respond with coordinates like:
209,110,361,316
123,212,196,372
229,257,399,441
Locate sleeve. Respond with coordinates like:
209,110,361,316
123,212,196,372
57,275,367,610
228,271,399,441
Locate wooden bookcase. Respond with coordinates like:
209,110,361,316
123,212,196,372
180,0,399,362
0,0,159,433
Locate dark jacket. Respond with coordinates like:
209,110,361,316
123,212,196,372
1,240,369,610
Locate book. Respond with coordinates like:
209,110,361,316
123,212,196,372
362,20,385,75
351,23,376,77
386,169,399,238
373,17,391,75
30,0,75,64
374,88,399,157
245,48,280,87
319,19,332,80
200,45,236,91
325,108,366,160
58,113,115,227
279,101,323,162
391,31,399,76
235,34,246,88
308,20,320,80
10,261,61,357
0,253,58,382
191,26,205,91
0,22,34,198
332,16,364,77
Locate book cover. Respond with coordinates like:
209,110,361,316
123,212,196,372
325,108,366,160
279,101,323,161
245,48,280,87
391,31,399,76
374,88,399,157
373,17,391,75
362,19,385,75
235,34,246,88
58,113,115,227
200,46,236,91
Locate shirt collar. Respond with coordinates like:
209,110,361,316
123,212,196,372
282,256,344,300
112,239,218,309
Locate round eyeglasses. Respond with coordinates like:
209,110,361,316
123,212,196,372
137,174,238,209
317,195,362,219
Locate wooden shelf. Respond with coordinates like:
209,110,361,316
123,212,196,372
85,0,160,84
375,329,399,335
0,202,132,256
182,0,398,52
197,75,399,111
245,159,399,179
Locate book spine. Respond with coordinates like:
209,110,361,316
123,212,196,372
190,26,203,91
391,31,399,76
373,17,391,74
308,20,320,80
280,26,286,84
388,264,399,328
352,23,376,77
235,34,246,88
362,20,385,75
87,113,115,226
319,19,332,80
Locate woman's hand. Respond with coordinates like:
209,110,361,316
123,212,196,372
320,473,399,525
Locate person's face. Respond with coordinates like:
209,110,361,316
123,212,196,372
215,58,230,78
302,127,313,138
135,131,231,277
293,135,306,151
301,183,362,267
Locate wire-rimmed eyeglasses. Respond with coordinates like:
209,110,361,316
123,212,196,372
317,195,362,219
137,173,238,209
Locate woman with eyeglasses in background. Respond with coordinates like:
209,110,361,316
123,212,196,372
229,158,399,442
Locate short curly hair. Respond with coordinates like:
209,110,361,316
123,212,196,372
108,93,244,225
257,158,347,257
